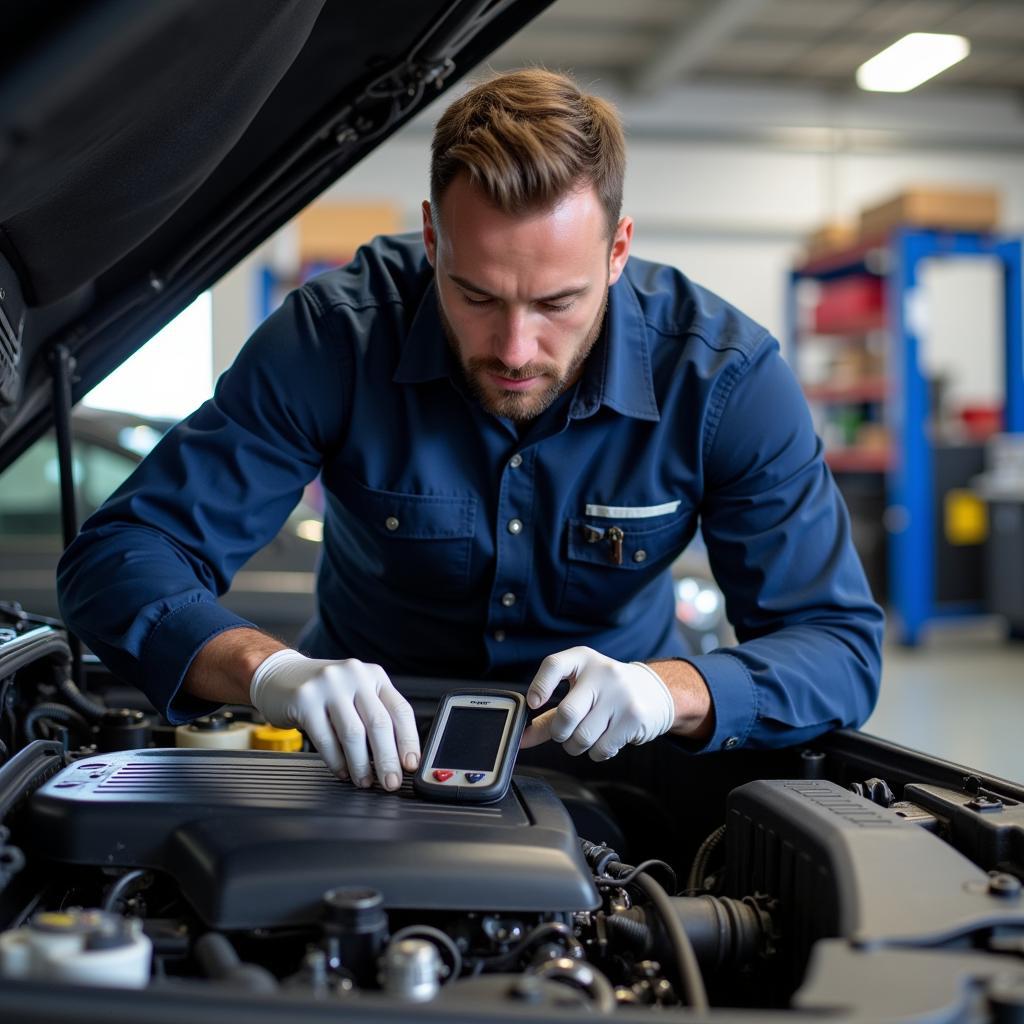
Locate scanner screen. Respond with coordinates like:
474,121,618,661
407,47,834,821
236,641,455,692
434,707,509,771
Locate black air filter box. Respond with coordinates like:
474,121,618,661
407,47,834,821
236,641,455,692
725,780,1024,974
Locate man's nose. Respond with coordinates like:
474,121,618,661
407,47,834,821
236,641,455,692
493,308,538,370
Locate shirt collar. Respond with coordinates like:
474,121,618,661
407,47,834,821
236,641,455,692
393,269,660,423
570,270,659,422
392,279,452,385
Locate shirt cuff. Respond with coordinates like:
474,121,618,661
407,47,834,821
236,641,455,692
671,651,757,754
141,599,258,725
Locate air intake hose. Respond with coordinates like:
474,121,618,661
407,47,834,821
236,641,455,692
51,664,106,721
23,703,92,742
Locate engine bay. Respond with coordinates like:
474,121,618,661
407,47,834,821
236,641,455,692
2,622,1024,1022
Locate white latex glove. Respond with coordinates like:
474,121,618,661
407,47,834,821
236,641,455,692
250,650,419,789
520,647,675,761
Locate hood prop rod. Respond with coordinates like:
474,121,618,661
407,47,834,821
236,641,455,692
48,343,83,687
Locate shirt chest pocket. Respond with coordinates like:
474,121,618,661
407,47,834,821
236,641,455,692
559,505,692,623
344,482,478,599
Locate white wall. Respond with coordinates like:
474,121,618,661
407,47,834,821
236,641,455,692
85,293,213,419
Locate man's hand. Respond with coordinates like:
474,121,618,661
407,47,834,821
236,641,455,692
519,647,676,760
250,650,420,790
520,647,715,760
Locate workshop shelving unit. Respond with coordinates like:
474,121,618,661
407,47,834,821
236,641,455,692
787,228,1024,645
258,261,338,321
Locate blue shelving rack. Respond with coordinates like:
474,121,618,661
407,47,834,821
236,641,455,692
257,261,340,322
788,228,1024,645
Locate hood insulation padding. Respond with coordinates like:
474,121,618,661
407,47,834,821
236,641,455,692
0,0,325,306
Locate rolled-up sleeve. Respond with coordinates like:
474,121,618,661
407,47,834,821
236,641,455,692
57,286,350,723
682,334,884,752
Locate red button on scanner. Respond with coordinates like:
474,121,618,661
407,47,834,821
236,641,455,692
432,770,454,782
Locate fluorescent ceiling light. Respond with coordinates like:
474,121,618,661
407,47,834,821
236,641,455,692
856,33,970,93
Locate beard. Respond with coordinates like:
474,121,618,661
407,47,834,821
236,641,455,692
438,291,608,423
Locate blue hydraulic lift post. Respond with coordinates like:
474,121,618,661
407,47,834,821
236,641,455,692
888,228,933,646
999,237,1024,432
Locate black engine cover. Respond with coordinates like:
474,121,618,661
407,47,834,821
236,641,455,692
30,749,599,928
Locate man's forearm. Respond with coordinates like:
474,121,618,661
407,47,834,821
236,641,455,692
648,658,715,741
183,628,287,705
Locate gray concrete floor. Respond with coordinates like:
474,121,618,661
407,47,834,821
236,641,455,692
863,618,1024,782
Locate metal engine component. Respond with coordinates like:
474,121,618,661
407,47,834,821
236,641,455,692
380,938,442,1002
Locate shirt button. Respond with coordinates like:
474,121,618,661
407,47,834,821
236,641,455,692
722,736,739,750
501,592,516,607
494,630,506,642
509,453,523,469
633,549,647,563
507,518,523,535
385,516,400,531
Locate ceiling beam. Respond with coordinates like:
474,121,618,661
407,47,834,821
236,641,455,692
632,0,771,95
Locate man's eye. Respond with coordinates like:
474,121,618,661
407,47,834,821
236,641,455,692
541,301,575,313
462,294,493,307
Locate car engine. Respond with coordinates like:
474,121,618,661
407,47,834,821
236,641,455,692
2,622,1024,1022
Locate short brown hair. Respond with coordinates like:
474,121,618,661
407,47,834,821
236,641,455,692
430,68,625,238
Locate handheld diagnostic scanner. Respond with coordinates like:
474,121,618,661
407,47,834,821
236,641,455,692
413,690,527,804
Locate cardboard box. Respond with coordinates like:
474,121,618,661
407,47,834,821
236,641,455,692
803,221,858,260
859,186,1000,238
296,201,402,262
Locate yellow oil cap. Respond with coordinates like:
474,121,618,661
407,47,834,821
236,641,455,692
32,912,80,931
251,725,304,752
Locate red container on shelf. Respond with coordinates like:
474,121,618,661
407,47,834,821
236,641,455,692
960,404,1003,439
813,275,884,334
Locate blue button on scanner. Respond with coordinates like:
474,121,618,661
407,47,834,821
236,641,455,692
465,772,485,784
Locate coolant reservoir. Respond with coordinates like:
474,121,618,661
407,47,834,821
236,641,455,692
0,909,151,987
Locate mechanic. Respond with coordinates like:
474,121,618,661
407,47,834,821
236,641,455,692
57,69,884,792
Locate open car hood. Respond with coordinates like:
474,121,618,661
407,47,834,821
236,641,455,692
0,0,553,470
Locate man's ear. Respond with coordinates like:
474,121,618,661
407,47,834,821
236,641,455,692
607,216,633,286
422,200,437,267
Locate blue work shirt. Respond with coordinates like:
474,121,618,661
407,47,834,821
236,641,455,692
57,233,883,751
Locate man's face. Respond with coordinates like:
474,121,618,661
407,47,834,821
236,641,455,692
422,174,632,421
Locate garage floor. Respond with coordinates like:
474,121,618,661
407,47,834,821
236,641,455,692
863,618,1024,783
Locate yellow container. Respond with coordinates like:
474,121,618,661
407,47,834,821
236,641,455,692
945,489,988,546
251,725,304,752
